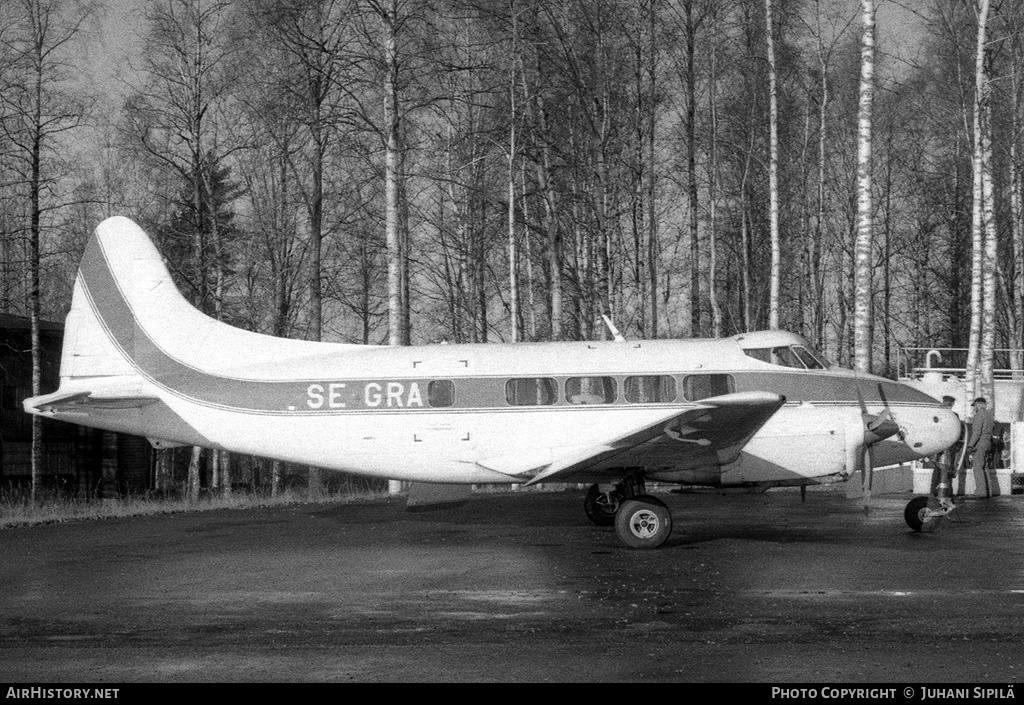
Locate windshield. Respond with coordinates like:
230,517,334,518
744,345,831,370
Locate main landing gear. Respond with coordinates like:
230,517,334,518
585,474,673,549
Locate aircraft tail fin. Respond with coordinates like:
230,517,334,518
56,216,210,381
48,216,368,387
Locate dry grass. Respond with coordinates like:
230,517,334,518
0,487,392,530
0,482,599,529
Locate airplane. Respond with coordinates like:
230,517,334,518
24,217,962,548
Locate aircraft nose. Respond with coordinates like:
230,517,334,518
904,407,963,457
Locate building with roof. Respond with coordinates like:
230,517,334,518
0,313,151,497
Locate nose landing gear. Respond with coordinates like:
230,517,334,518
904,495,955,533
905,446,960,532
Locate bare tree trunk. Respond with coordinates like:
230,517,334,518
309,125,324,342
684,0,697,337
188,446,202,502
521,160,538,340
740,138,754,331
853,0,875,374
271,459,282,498
1010,52,1023,377
883,136,893,375
19,0,87,502
157,450,173,496
384,0,403,348
765,0,781,331
535,93,562,340
383,0,405,495
980,98,997,405
814,12,829,347
708,6,722,338
647,0,658,338
633,42,647,338
966,0,991,401
508,1,520,342
29,131,42,503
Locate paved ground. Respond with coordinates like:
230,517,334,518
1,487,1023,683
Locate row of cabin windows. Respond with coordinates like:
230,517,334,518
504,374,734,407
424,374,734,408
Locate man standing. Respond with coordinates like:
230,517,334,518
967,397,994,498
931,396,961,498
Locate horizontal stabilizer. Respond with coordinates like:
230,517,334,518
26,390,159,414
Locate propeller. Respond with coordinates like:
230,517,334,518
846,382,902,509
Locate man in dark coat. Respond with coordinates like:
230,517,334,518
967,397,994,498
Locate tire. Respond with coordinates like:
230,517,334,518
904,495,930,532
584,483,620,526
615,495,672,549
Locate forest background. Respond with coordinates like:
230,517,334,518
1,0,1019,388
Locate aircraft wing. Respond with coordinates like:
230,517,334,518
520,391,786,485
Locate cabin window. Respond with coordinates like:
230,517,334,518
624,375,676,403
506,377,558,406
428,380,455,407
682,374,734,401
565,376,617,405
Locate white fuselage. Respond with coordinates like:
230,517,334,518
24,217,962,489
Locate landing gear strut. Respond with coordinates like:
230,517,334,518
905,447,959,532
584,484,622,526
904,495,956,533
584,471,673,549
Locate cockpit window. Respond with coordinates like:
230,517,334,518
744,345,830,370
793,346,826,370
771,346,803,368
743,348,772,364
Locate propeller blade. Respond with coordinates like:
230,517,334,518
863,412,900,445
856,381,901,444
866,408,891,431
861,444,873,513
845,420,867,499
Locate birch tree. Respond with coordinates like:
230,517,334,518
0,0,89,501
965,0,993,404
126,0,239,502
369,0,408,347
852,0,874,374
1009,8,1024,376
253,0,355,344
765,0,780,330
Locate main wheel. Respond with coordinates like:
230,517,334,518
615,495,672,549
584,483,621,526
904,495,940,533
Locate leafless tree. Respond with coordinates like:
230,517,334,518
852,0,875,373
0,0,90,501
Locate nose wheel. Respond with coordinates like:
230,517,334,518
904,495,954,533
